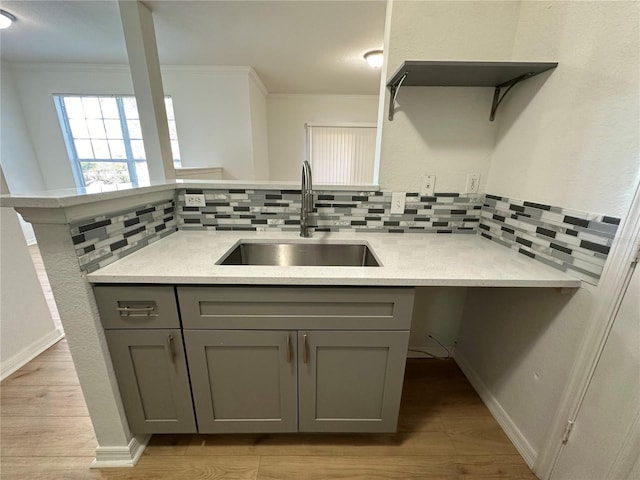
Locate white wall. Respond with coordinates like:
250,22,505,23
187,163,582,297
452,0,640,470
3,63,265,189
267,94,378,181
248,71,270,181
488,0,640,217
378,0,522,193
0,169,62,379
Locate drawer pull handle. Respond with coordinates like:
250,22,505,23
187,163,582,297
286,334,292,363
303,334,309,364
116,305,159,317
166,334,176,363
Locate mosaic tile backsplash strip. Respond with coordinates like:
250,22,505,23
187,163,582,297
71,200,178,273
479,194,620,285
177,188,484,234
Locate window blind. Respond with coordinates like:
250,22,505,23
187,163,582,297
307,124,376,185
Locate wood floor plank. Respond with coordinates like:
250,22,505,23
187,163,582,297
0,456,259,480
1,361,79,386
1,385,89,417
0,457,102,480
257,455,457,480
35,339,71,362
455,454,537,478
1,416,97,457
185,431,457,456
442,417,520,456
143,434,193,456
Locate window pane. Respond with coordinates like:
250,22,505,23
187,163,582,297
64,97,85,119
170,140,181,161
69,119,90,138
74,139,94,159
104,119,123,139
164,97,175,119
108,139,127,159
168,120,178,139
122,97,139,119
99,97,119,119
127,119,142,139
81,161,130,187
131,139,146,159
91,139,110,158
135,161,150,186
82,97,102,118
86,119,107,139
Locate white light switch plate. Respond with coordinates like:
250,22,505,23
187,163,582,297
390,192,406,215
184,194,206,207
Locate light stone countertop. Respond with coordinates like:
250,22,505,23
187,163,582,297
87,230,582,288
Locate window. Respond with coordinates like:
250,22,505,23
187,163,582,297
306,123,377,185
54,95,181,192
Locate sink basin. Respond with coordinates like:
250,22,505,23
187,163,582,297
217,242,380,267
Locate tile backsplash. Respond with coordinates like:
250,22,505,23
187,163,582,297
68,187,620,285
177,188,483,234
479,194,619,285
71,199,177,273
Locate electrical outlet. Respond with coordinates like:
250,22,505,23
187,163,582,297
465,174,480,194
184,194,206,207
424,175,435,196
390,192,406,215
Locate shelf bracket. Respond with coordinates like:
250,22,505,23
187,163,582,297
388,72,408,121
490,72,535,121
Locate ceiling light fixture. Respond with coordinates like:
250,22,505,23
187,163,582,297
0,9,16,29
364,50,384,69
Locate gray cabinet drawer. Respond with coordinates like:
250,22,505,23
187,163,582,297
177,286,415,330
94,285,179,329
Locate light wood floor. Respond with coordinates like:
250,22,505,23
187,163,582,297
1,339,537,479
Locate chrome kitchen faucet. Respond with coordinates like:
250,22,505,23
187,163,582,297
300,160,313,237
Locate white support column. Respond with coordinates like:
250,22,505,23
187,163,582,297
118,0,175,183
23,212,147,467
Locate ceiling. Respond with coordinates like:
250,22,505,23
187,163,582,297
0,0,387,95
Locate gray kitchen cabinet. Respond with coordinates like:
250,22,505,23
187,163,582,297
105,329,197,434
95,285,196,434
179,286,414,434
183,329,298,433
298,330,409,432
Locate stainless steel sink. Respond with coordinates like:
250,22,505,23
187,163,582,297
217,242,380,267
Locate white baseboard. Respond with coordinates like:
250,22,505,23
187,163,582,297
454,350,538,468
91,434,150,468
0,328,65,380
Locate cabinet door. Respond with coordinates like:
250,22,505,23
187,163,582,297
298,330,409,433
184,330,298,433
105,329,196,434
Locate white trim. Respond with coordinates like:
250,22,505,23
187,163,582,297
454,350,538,468
91,434,150,468
536,180,640,479
305,122,377,128
0,328,64,380
248,67,269,97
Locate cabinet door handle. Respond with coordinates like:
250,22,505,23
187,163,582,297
116,305,159,317
166,334,176,363
303,333,309,364
286,334,292,363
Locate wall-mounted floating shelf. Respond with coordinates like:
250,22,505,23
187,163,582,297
386,61,558,121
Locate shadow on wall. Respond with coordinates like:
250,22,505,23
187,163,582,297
456,286,583,395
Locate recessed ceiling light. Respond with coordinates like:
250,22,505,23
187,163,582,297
364,50,384,69
0,9,16,29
